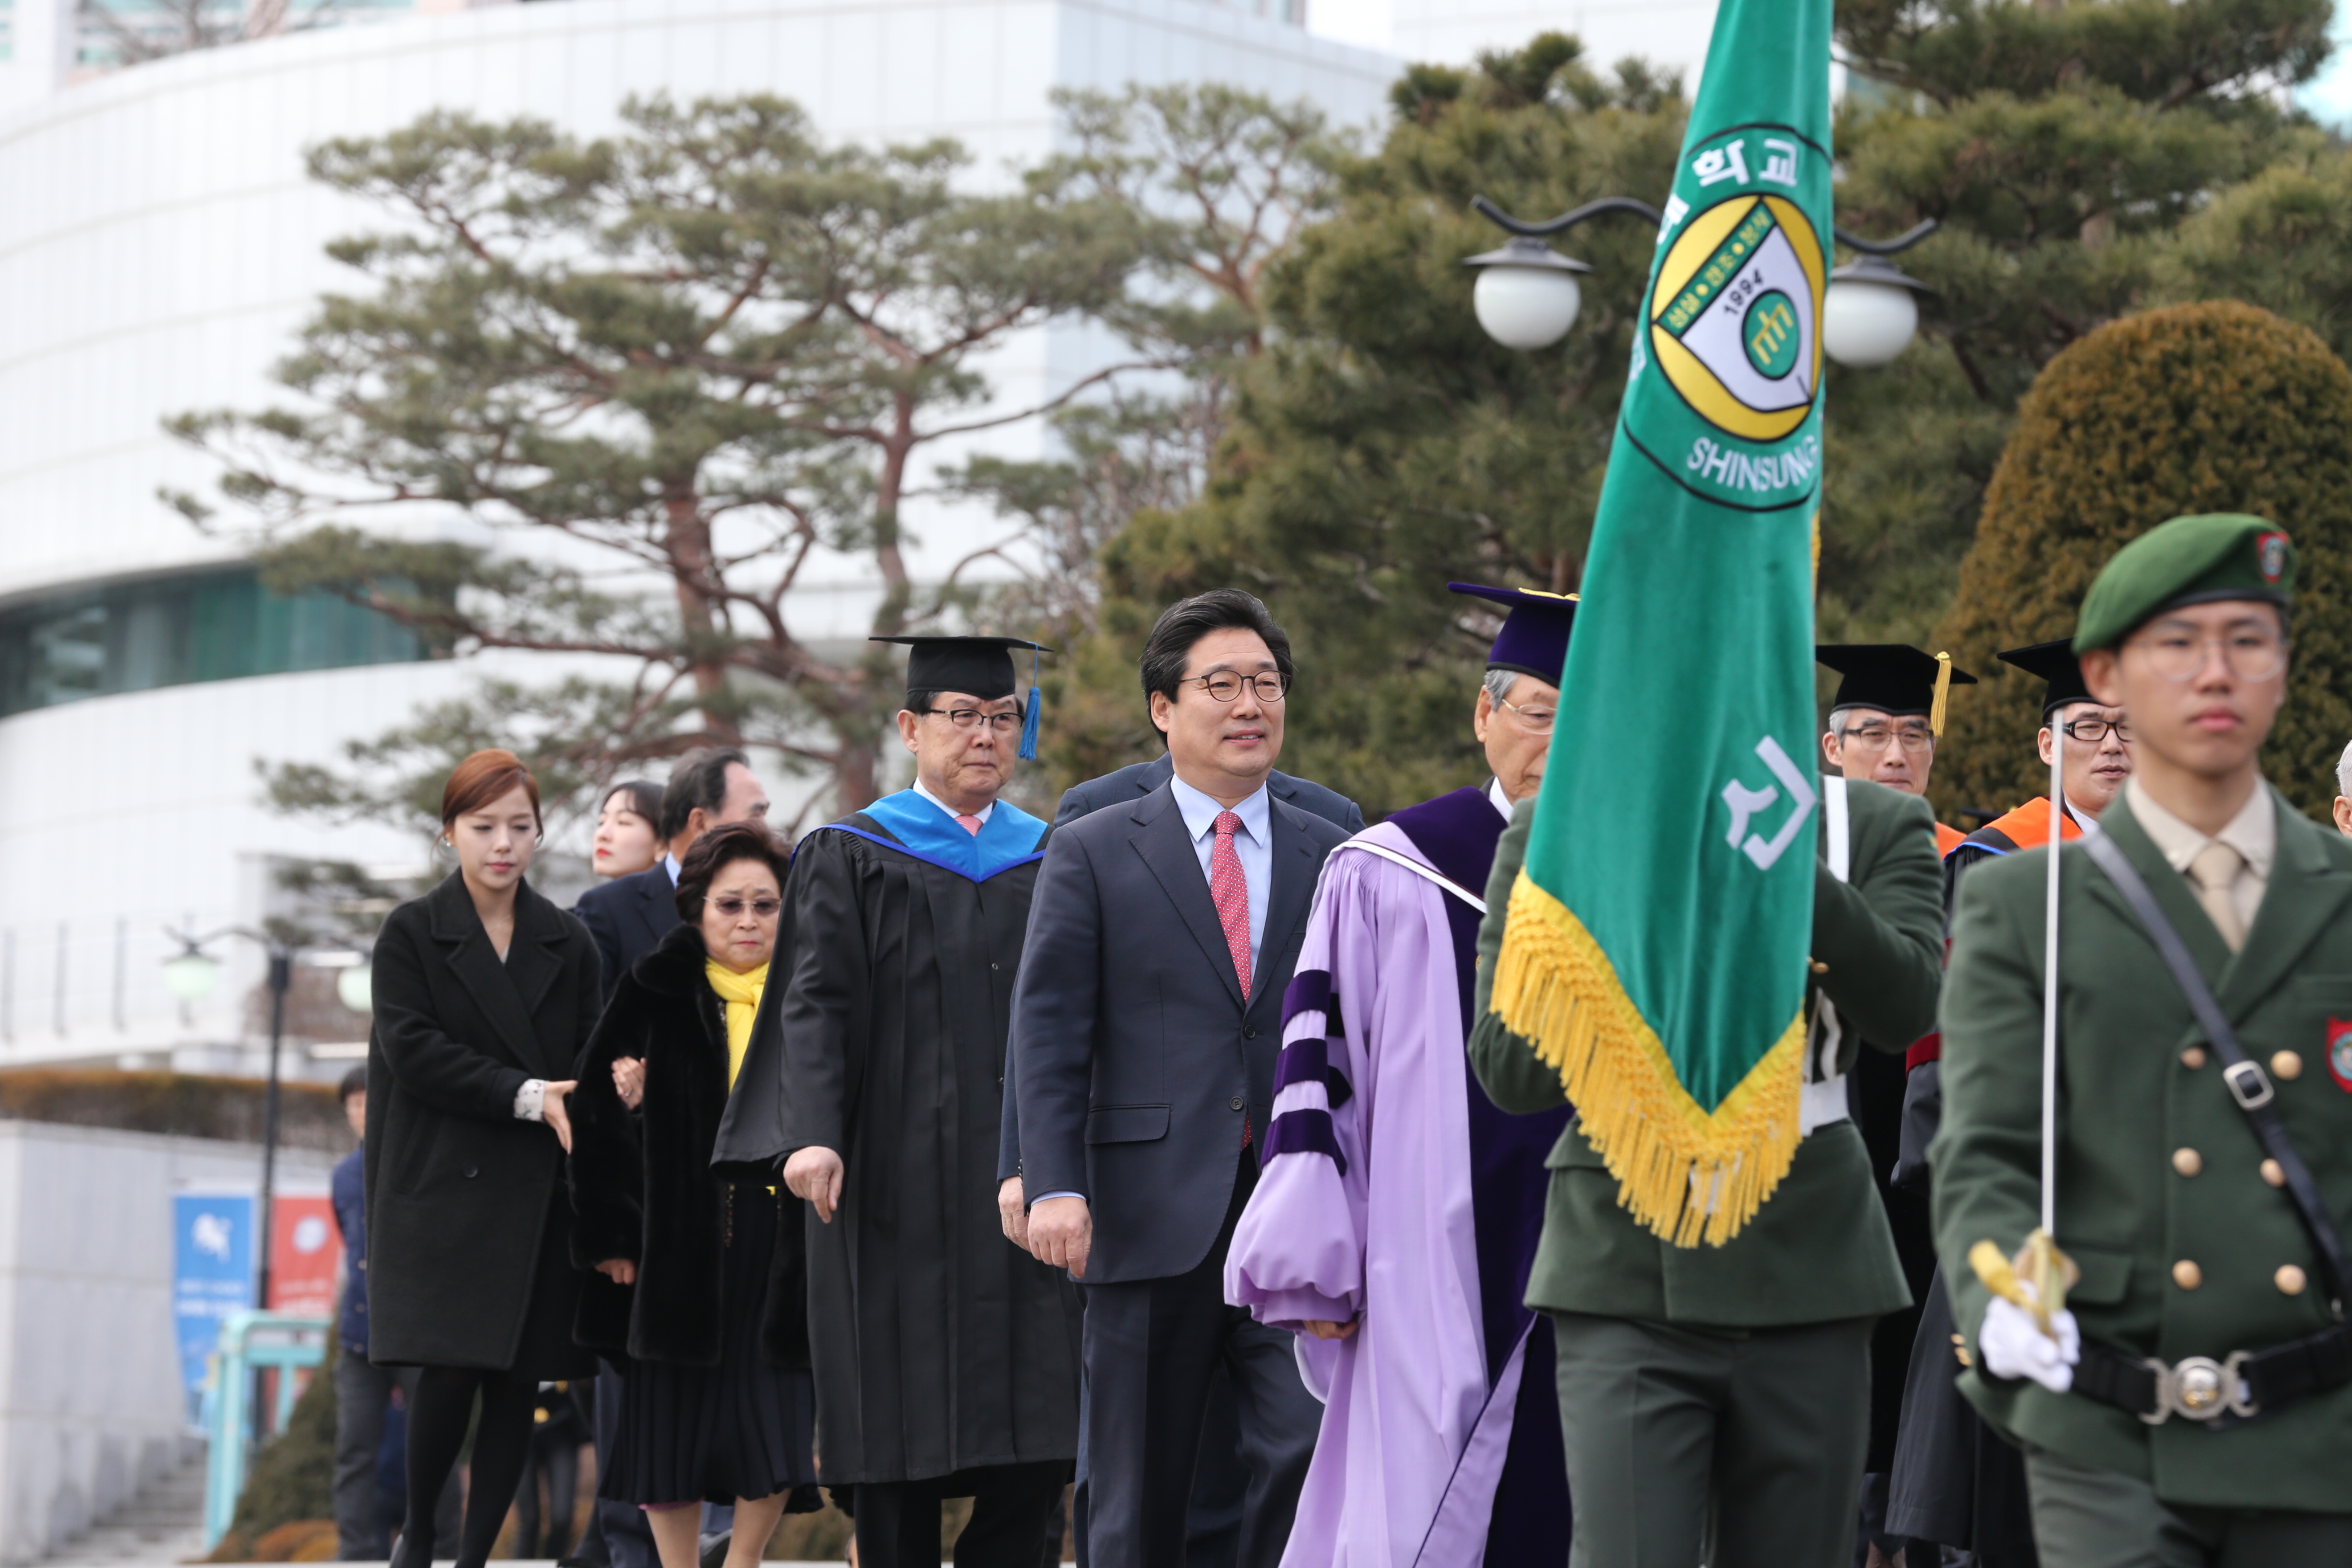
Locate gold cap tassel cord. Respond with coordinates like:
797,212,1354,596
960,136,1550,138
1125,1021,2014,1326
1969,655,2073,1339
1928,650,1954,738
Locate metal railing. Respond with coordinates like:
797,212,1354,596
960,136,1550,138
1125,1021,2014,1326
201,1310,331,1548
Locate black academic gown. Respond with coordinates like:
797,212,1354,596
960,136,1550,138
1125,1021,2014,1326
715,799,1082,1487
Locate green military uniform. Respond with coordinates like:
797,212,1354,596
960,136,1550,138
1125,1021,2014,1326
1933,512,2352,1566
1473,775,1943,1567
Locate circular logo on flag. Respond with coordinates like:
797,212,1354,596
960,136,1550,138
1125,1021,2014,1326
1650,193,1827,444
292,1215,331,1254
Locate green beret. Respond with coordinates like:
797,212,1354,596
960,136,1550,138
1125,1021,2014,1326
2072,513,2296,654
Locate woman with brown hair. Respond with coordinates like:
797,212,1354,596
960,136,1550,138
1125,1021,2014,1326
364,749,605,1568
568,820,821,1568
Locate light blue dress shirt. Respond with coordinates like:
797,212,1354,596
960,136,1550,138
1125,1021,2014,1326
1168,773,1271,977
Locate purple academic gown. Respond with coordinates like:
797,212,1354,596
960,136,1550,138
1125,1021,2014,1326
1226,785,1571,1568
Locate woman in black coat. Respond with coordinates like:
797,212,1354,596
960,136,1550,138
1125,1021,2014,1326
569,821,820,1568
365,749,603,1568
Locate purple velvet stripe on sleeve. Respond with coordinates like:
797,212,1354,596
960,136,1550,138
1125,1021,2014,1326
1281,968,1333,1030
1272,1037,1353,1109
1261,1107,1347,1175
1272,1035,1327,1095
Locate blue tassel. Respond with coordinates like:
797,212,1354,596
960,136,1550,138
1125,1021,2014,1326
1019,684,1042,761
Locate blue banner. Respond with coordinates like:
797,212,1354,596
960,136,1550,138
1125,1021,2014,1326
173,1192,254,1427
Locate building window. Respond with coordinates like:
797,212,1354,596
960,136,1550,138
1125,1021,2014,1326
0,568,428,718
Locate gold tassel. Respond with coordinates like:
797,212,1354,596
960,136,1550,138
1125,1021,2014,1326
1928,651,1953,737
1489,871,1806,1247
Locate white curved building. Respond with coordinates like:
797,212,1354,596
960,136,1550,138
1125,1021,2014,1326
0,0,1396,1073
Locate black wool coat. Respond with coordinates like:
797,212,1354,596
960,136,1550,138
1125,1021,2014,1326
364,872,602,1371
568,922,808,1369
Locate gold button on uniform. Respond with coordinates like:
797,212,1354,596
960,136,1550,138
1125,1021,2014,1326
2272,1050,2304,1080
2262,1159,2287,1188
2277,1265,2309,1296
2181,1046,2208,1069
2172,1259,2203,1290
2172,1147,2203,1177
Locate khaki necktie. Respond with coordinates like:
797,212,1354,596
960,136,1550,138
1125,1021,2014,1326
2187,840,2247,951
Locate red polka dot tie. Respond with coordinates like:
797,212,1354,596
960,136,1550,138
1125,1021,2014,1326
1211,810,1252,997
1211,810,1253,1148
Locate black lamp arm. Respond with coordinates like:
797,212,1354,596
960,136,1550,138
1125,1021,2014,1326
1472,194,1663,237
1476,195,1939,260
1832,217,1939,256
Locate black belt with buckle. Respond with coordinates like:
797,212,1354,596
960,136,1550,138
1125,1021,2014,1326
2072,1325,2352,1427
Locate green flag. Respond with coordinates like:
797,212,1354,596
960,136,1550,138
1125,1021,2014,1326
1488,0,1831,1246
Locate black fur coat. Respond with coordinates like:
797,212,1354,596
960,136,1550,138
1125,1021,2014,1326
567,922,807,1368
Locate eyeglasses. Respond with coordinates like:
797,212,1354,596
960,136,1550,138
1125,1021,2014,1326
1497,697,1557,735
1839,723,1935,752
1182,672,1291,703
2059,717,2132,743
2127,626,2287,683
924,707,1023,733
709,897,782,920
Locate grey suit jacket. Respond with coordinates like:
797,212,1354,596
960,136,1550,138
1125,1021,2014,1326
998,760,1364,1183
1008,782,1348,1283
1055,754,1365,835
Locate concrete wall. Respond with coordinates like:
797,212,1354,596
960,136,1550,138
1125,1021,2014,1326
0,1119,339,1565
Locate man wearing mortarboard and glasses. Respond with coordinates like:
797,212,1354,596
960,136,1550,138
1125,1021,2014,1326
713,635,1080,1568
1818,644,1979,856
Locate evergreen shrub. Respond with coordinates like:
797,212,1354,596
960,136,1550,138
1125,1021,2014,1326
1929,300,2352,822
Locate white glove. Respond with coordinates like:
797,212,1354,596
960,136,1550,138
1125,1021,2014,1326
1978,1292,2080,1392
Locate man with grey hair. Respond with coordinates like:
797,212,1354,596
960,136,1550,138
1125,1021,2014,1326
1223,582,1579,1566
2334,740,2352,836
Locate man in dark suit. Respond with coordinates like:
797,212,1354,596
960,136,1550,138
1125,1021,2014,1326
568,743,767,1568
1017,731,1364,1568
574,746,770,996
1011,589,1349,1568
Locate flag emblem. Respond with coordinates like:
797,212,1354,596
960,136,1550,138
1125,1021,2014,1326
1652,191,1825,444
2328,1018,2352,1092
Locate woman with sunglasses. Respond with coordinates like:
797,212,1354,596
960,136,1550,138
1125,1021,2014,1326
568,819,821,1567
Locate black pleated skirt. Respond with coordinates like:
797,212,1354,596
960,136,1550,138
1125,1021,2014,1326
599,1185,820,1507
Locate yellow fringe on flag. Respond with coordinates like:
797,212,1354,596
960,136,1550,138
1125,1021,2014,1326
1491,869,1806,1247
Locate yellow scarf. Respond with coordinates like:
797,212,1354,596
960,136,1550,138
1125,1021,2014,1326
705,959,769,1091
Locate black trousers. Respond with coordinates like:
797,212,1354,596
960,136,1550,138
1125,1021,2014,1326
854,1461,1067,1568
1082,1166,1321,1568
332,1354,459,1560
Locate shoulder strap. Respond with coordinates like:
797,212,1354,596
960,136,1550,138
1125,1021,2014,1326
1331,839,1487,914
2081,831,2351,1311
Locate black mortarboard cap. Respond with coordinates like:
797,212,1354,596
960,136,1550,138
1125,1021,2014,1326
1447,583,1579,685
870,635,1055,759
1816,644,1977,734
1995,639,2093,716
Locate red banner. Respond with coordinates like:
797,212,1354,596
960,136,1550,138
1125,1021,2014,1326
266,1194,342,1317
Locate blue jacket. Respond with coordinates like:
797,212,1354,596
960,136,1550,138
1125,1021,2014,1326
331,1144,368,1354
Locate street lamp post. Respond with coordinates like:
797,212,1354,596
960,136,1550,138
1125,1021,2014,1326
1463,193,1940,365
164,928,369,1438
